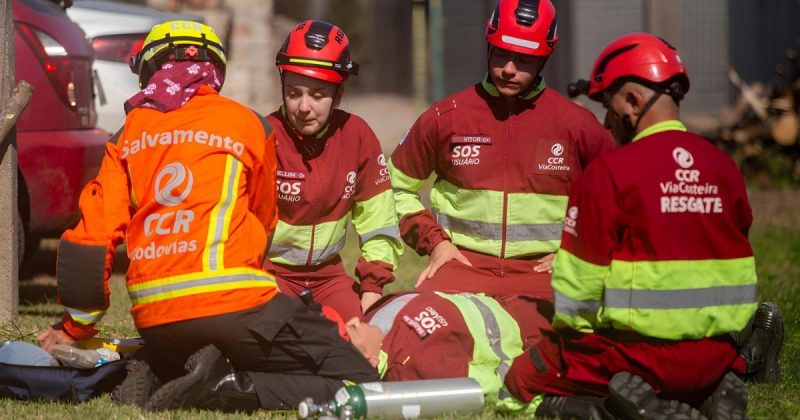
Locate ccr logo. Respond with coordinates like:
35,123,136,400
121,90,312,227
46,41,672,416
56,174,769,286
376,154,390,185
551,143,564,156
672,147,694,168
548,143,565,164
342,171,357,199
568,206,578,220
146,162,195,237
672,147,700,182
155,162,193,207
563,205,578,237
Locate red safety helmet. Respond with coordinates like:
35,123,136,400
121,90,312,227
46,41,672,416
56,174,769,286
485,0,558,57
582,32,690,101
276,20,359,84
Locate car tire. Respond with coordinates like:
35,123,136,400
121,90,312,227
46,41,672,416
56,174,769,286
16,207,40,279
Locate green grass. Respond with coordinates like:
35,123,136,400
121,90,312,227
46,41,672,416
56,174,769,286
2,191,799,419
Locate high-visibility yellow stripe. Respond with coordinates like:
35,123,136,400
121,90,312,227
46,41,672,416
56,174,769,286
132,280,272,305
203,156,242,271
289,58,333,67
218,158,242,268
65,307,105,325
387,159,427,217
269,216,350,265
632,119,687,142
553,248,758,339
129,267,275,305
129,267,271,292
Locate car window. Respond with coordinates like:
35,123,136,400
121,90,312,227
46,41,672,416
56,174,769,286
18,0,70,18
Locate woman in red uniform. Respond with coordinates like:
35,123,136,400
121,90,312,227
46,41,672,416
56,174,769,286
264,20,403,321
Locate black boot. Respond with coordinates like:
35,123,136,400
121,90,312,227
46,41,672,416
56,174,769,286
535,395,611,419
700,372,748,420
606,372,705,420
146,344,260,413
112,359,162,408
737,302,784,383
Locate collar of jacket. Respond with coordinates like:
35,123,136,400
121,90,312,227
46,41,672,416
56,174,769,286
480,73,547,101
632,119,687,143
280,105,331,141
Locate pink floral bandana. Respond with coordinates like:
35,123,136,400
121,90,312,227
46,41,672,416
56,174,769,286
124,60,223,113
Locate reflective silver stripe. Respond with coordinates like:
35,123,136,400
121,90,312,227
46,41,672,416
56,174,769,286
269,236,346,266
369,293,420,334
65,307,104,324
358,225,401,245
605,285,758,309
554,290,601,317
506,223,562,242
129,273,273,302
461,293,512,381
434,212,561,241
208,158,241,270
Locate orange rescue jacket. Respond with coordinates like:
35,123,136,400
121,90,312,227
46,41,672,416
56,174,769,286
58,86,279,339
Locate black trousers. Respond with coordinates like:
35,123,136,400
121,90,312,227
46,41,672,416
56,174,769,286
138,294,379,409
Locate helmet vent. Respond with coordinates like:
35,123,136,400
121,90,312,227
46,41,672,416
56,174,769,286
594,43,638,80
487,6,500,34
305,20,333,50
515,0,540,27
546,19,557,43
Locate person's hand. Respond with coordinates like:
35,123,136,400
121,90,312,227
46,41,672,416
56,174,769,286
361,292,382,313
533,253,555,273
36,324,75,353
416,241,472,287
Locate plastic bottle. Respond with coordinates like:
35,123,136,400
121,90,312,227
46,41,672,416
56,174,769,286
51,344,120,368
297,378,485,419
0,341,58,366
76,336,145,354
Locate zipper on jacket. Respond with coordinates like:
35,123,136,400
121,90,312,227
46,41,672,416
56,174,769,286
305,150,326,266
499,104,511,276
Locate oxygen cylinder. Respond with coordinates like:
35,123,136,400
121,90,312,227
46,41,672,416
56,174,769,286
297,378,484,419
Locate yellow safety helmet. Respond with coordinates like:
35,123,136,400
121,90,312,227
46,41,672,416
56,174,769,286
129,20,227,88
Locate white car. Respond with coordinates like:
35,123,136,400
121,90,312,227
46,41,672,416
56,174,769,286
67,0,201,132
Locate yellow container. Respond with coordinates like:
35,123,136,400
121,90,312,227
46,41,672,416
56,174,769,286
76,337,145,354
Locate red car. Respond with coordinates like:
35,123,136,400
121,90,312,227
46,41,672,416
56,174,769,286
13,0,109,268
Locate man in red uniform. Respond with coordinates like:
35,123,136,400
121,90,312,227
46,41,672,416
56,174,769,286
389,0,614,299
347,291,608,418
504,33,784,419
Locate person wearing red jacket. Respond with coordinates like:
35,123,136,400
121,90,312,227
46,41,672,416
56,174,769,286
388,0,614,299
345,291,608,418
35,21,378,412
264,20,403,320
504,33,784,419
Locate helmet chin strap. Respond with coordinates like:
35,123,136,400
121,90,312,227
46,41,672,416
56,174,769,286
615,90,663,145
632,90,663,133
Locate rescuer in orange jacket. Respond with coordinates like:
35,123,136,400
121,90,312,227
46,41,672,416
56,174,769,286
504,33,784,419
388,0,614,298
36,20,377,412
263,20,403,320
